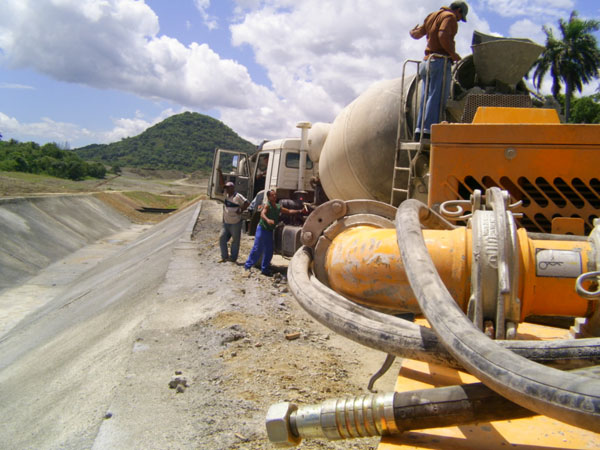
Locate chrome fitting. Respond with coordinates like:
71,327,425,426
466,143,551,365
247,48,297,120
266,392,397,446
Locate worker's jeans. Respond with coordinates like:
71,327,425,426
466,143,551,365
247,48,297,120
415,58,452,135
220,221,243,262
244,224,273,274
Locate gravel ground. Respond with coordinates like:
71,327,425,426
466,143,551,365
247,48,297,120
182,201,399,449
0,173,400,449
92,199,399,449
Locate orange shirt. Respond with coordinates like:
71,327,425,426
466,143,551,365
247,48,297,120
410,7,460,61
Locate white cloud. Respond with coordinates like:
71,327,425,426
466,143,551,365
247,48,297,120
4,0,591,148
0,82,34,89
479,0,575,19
0,0,253,109
226,0,493,140
0,109,180,147
193,0,218,30
0,0,494,145
0,112,92,145
508,19,547,44
100,108,177,143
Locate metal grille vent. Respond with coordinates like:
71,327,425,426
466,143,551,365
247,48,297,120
461,94,532,123
455,175,600,234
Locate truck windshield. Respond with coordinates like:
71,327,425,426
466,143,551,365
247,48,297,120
285,153,313,169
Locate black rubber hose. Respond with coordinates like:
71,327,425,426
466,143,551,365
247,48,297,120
392,381,535,431
392,365,600,434
288,247,600,370
395,199,600,432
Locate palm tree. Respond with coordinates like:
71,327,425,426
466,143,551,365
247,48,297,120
532,11,600,121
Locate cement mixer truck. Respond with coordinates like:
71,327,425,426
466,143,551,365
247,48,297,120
209,32,582,254
237,32,600,448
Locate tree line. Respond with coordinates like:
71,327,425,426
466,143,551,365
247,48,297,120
532,11,600,122
560,93,600,123
74,112,256,173
0,140,107,180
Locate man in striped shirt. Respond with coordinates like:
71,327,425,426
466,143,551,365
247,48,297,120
220,181,249,263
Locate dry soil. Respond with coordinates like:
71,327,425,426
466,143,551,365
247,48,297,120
114,199,400,449
0,172,400,449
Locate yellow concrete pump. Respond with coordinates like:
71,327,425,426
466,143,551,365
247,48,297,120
266,33,600,448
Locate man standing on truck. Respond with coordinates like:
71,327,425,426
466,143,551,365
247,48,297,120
220,181,249,263
244,189,303,276
410,1,468,141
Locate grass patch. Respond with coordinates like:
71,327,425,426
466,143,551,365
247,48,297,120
121,191,196,209
94,191,199,224
0,171,92,195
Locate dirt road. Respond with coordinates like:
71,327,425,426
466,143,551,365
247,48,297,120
91,200,397,449
0,198,398,449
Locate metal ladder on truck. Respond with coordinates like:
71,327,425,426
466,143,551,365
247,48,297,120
390,57,450,207
390,140,429,206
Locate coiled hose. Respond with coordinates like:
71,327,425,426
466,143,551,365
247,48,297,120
287,202,600,432
288,248,600,370
395,199,600,432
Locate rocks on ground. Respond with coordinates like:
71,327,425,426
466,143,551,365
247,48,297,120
178,200,390,449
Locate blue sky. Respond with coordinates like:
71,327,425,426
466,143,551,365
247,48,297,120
1,0,598,148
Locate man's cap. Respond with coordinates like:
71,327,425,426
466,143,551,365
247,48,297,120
450,1,468,22
225,181,234,187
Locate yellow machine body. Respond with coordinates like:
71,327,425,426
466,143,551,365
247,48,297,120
517,228,593,319
325,226,470,312
428,107,600,235
325,225,593,320
369,105,600,450
378,321,599,450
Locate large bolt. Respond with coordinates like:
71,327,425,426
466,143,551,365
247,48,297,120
331,201,344,214
265,402,301,447
301,231,314,245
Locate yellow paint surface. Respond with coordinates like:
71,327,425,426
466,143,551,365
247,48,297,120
378,321,600,450
472,107,560,124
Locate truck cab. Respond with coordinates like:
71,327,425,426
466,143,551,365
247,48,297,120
209,139,316,203
208,133,316,251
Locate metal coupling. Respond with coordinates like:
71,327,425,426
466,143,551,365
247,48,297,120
266,392,396,447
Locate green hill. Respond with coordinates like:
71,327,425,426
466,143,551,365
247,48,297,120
74,112,256,172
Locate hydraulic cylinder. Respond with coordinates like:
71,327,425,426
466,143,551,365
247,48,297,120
324,224,594,321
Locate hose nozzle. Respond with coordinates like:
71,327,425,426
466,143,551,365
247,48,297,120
266,392,396,446
266,382,542,446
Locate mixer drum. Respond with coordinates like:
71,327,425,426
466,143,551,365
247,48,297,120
318,78,407,202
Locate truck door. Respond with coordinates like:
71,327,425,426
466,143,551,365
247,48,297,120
280,150,315,192
208,149,249,201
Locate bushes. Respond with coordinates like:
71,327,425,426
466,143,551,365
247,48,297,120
0,140,106,180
